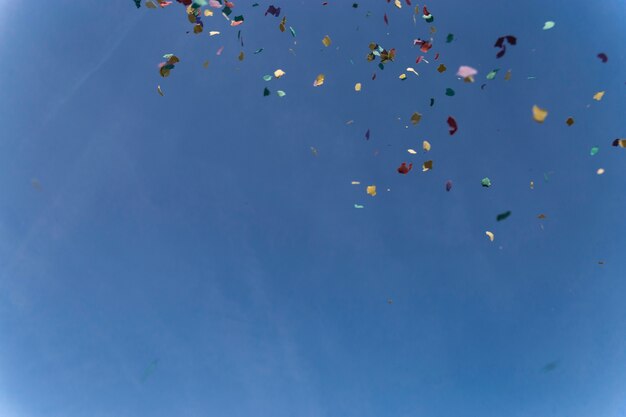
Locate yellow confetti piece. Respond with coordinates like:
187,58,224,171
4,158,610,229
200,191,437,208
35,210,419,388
209,31,220,36
485,231,495,242
407,149,417,154
238,51,244,61
313,74,325,87
593,91,605,101
532,105,548,123
399,73,407,80
157,85,164,96
406,67,419,76
354,82,362,91
322,35,331,47
204,9,213,17
367,185,377,196
394,0,402,8
504,69,512,80
597,168,605,175
410,112,422,125
422,160,433,171
423,140,431,152
274,69,286,78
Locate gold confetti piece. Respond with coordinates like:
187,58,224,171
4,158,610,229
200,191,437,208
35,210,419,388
209,31,220,36
597,168,605,175
530,181,534,189
322,35,331,47
351,181,360,185
532,105,548,123
406,67,419,76
399,73,407,80
437,64,446,73
504,69,512,80
423,140,431,152
238,51,244,61
313,74,325,87
394,0,402,8
157,85,164,96
485,231,495,242
274,69,286,78
566,117,574,126
407,149,417,154
422,160,433,171
366,185,377,196
354,82,362,91
204,9,213,17
279,17,286,32
145,1,157,8
203,60,209,68
593,91,605,101
410,112,422,125
193,24,203,34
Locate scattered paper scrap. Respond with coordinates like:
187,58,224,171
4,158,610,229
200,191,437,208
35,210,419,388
532,105,548,123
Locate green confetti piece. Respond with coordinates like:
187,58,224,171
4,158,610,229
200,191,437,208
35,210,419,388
289,26,296,37
590,146,599,156
378,62,384,70
496,211,511,221
263,87,270,96
354,204,364,209
446,33,454,43
253,48,264,54
252,3,259,6
445,88,455,96
277,90,286,97
481,177,492,187
222,6,232,16
486,69,499,80
262,75,272,81
543,21,555,30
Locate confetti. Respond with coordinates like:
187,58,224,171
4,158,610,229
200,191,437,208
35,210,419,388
537,214,547,219
406,67,419,76
456,65,477,80
354,82,362,91
423,140,431,152
157,85,164,96
203,60,209,68
313,74,325,87
399,73,407,80
485,231,495,242
263,87,270,96
422,160,433,171
597,53,608,63
590,147,599,156
486,69,499,80
437,64,447,73
504,69,512,80
146,1,157,9
566,117,574,126
447,116,458,135
612,139,626,147
445,180,452,192
276,90,286,97
397,162,413,174
543,21,555,30
351,181,361,185
481,177,492,187
238,51,244,61
310,146,318,156
216,46,224,55
496,211,511,221
158,54,180,77
411,112,422,125
597,168,605,175
367,185,377,196
446,33,454,43
532,105,548,123
265,5,281,17
365,129,370,140
407,149,417,154
445,88,455,96
593,91,605,101
494,35,516,58
262,74,272,81
322,35,332,47
354,204,364,209
209,30,220,36
274,69,286,78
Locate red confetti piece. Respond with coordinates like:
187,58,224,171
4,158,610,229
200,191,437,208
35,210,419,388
397,162,413,174
447,116,458,135
384,13,389,25
434,52,439,60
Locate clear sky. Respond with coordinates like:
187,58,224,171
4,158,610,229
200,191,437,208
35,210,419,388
0,1,625,416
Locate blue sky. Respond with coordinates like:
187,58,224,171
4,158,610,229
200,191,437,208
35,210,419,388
0,1,625,416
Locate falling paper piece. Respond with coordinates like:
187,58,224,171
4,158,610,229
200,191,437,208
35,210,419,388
543,21,555,30
445,88,455,96
446,33,454,43
310,146,318,156
407,149,417,154
253,48,264,54
504,69,512,80
612,139,626,147
447,116,458,135
597,168,605,175
593,91,605,101
313,74,325,87
481,177,492,187
265,5,281,17
532,105,548,123
351,181,360,185
274,69,286,78
157,85,164,96
423,140,431,152
322,35,332,47
146,1,157,9
399,74,407,80
422,160,433,171
354,83,362,91
597,53,608,63
457,66,477,78
133,0,141,8
445,180,452,192
276,90,286,97
485,231,495,242
216,46,224,55
203,60,209,68
406,67,419,76
486,69,499,80
209,31,220,36
263,87,270,96
496,211,511,221
590,147,599,156
566,117,574,126
394,0,402,8
437,64,446,73
365,129,370,140
238,51,244,61
397,162,413,174
354,204,364,209
411,112,422,125
204,9,213,16
367,185,377,196
494,35,516,58
262,74,272,81
537,214,547,219
530,181,534,189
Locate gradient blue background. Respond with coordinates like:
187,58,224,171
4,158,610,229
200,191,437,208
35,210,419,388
1,1,625,416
